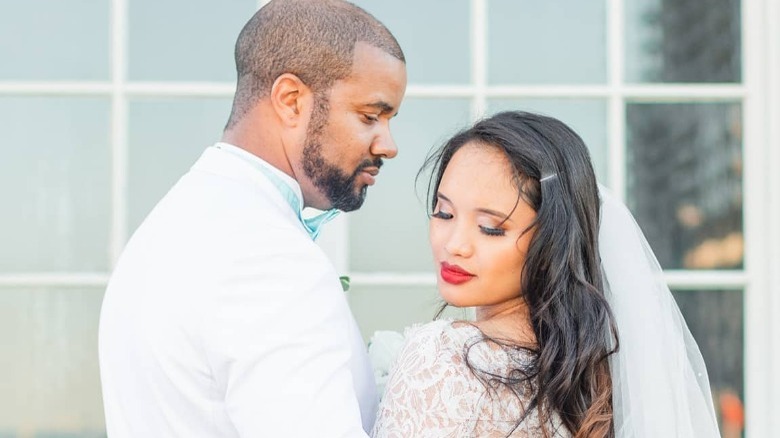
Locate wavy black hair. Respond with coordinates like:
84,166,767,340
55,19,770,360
421,111,619,437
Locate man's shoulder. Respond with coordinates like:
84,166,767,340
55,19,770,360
144,166,300,234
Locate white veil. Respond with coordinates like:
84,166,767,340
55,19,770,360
598,186,720,437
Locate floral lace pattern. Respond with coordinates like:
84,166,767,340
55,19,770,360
371,319,570,438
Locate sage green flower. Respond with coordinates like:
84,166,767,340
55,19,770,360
339,276,350,292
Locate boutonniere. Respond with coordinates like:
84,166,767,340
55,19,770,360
339,275,350,292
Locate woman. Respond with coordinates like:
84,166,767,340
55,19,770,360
371,111,720,437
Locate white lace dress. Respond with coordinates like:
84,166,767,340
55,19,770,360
371,319,570,438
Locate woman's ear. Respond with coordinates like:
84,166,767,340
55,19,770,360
270,73,313,128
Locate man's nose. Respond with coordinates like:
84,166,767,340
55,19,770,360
370,125,398,159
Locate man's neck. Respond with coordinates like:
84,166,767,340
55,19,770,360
221,112,296,181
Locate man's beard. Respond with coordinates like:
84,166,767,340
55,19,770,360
302,141,380,212
301,101,381,212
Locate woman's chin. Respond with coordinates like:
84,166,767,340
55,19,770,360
438,288,476,309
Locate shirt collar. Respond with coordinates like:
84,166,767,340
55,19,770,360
214,142,339,240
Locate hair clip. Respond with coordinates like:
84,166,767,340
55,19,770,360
540,174,557,182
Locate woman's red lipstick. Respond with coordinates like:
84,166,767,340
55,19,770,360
440,262,475,285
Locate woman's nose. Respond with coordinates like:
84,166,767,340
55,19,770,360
444,227,473,258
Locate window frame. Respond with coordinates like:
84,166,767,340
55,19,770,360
0,0,777,435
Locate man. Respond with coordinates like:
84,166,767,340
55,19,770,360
98,1,407,436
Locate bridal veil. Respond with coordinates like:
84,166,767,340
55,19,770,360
598,186,720,437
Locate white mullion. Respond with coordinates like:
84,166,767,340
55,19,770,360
487,85,609,98
619,84,744,100
460,0,488,322
110,0,129,267
484,84,744,100
766,0,780,430
406,85,475,98
0,82,747,100
470,0,487,120
607,0,625,199
743,0,771,436
663,270,748,290
125,82,235,97
350,273,436,287
0,82,112,95
349,270,746,290
0,273,110,287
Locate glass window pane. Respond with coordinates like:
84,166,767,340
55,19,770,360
128,0,256,82
488,0,606,84
0,97,111,273
487,99,608,182
349,284,469,343
351,0,471,84
0,0,109,81
128,98,232,232
349,98,472,272
626,102,742,270
672,289,744,436
625,0,741,83
0,287,105,436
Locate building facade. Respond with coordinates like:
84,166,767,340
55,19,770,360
0,0,778,436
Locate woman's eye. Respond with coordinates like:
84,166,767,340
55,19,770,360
431,211,453,220
479,225,505,237
363,114,379,123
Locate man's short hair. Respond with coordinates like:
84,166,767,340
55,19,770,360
226,0,405,128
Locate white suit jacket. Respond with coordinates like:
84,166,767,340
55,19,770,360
99,144,377,437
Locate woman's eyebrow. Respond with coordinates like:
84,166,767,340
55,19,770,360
476,207,510,219
439,192,512,221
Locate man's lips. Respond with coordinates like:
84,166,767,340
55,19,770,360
440,262,475,285
362,167,379,177
360,167,379,185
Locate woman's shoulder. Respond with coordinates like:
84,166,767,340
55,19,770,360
402,319,534,361
385,320,488,395
400,319,482,355
404,318,478,338
377,320,549,437
398,319,525,373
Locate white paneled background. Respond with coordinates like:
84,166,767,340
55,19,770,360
0,0,778,436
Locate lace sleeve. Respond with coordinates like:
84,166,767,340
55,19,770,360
371,321,551,438
371,321,470,437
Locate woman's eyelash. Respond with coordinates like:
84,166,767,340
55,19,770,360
431,211,453,220
432,211,505,236
479,226,505,236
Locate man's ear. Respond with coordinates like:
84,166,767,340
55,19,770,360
270,73,312,128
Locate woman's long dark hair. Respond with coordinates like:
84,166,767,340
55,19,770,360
420,111,619,437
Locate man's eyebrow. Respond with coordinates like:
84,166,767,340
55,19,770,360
365,101,396,115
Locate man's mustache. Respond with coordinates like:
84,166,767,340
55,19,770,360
354,158,384,175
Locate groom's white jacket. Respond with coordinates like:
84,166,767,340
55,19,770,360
99,143,376,437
